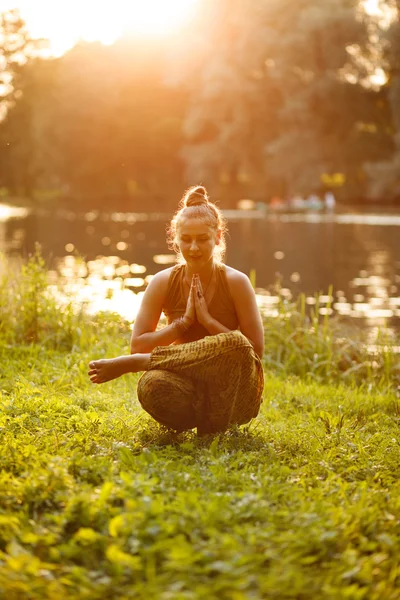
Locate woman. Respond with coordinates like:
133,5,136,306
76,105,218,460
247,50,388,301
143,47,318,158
88,185,264,435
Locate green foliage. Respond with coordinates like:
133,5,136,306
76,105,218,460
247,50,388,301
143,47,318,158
262,290,400,387
1,249,398,387
0,254,399,597
0,247,131,350
0,342,400,598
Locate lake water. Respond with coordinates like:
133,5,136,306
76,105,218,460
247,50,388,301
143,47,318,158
1,203,400,341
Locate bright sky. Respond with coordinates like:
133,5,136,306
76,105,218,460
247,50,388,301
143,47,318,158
0,0,392,58
363,0,395,26
363,0,380,15
0,0,199,55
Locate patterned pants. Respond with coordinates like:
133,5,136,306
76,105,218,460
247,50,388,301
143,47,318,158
137,331,264,436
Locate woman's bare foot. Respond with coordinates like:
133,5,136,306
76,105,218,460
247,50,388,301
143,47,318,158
88,354,150,384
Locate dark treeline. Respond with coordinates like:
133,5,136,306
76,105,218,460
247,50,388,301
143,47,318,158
0,0,399,211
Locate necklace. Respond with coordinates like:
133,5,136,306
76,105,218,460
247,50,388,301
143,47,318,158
184,265,214,297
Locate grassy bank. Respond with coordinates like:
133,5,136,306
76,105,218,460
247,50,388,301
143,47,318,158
1,253,400,598
1,342,400,599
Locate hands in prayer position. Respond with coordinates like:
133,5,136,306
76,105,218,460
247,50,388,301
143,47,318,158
182,274,211,330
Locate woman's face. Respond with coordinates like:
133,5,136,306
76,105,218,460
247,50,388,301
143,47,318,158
177,217,220,269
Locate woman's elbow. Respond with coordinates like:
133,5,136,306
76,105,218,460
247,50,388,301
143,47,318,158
247,337,264,359
254,334,264,359
130,337,141,354
255,344,264,359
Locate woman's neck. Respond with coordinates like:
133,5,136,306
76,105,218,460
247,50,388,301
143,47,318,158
184,260,215,283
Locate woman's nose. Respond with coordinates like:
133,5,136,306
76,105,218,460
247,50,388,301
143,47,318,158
190,240,198,251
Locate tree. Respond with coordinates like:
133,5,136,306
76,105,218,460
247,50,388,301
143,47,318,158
167,0,393,203
364,0,400,201
0,10,48,195
0,36,188,208
0,9,44,103
0,57,61,197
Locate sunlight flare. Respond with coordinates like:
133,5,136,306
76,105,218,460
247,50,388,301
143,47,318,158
0,0,198,55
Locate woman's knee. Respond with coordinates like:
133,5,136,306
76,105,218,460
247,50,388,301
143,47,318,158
220,330,254,352
220,332,257,364
137,370,169,412
137,370,157,408
137,370,196,431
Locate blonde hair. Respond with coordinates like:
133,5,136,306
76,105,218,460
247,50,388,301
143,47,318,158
167,185,228,263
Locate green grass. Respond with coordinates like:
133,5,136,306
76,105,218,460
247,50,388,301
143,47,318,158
1,251,400,598
1,339,400,599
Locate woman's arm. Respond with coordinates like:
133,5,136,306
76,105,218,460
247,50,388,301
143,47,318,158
130,271,195,353
226,270,265,358
130,271,172,353
131,321,182,354
194,272,264,358
193,276,231,336
199,316,231,336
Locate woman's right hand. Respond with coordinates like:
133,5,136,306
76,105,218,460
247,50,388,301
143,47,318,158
182,276,196,327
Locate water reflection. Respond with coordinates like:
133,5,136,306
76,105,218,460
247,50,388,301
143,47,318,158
1,203,399,337
50,254,400,347
339,239,400,323
0,204,29,220
54,255,296,322
54,255,144,321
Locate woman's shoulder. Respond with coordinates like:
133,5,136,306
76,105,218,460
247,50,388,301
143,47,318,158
148,265,181,292
220,264,254,296
222,264,250,284
152,264,180,280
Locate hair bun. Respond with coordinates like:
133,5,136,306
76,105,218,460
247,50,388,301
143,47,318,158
184,185,209,207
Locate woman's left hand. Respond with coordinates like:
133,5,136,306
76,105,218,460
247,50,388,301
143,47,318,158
194,275,211,327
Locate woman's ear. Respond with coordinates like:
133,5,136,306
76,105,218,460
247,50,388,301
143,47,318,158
215,229,222,245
